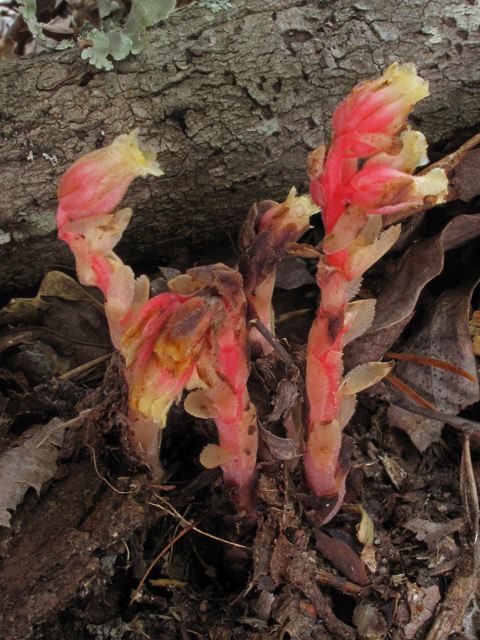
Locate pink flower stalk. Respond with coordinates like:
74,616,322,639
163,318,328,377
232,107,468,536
57,133,258,496
172,266,258,509
304,63,448,522
238,188,319,356
56,131,171,475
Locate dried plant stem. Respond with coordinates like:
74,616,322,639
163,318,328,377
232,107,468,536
385,352,477,381
129,516,206,606
426,437,480,639
391,399,480,436
149,495,251,550
315,570,363,595
386,373,437,410
59,353,113,381
425,561,477,640
462,435,480,540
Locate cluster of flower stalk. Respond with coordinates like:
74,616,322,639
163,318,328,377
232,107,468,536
57,64,447,521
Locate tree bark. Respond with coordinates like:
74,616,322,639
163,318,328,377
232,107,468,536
1,0,479,294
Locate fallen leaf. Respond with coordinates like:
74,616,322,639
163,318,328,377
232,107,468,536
5,378,84,420
405,582,441,640
0,271,103,326
42,296,111,368
260,376,303,460
0,411,90,527
387,405,443,452
314,531,367,585
253,590,275,621
469,309,480,356
259,427,300,461
453,148,480,202
377,453,407,492
353,604,387,639
393,263,480,414
361,545,377,574
404,517,465,547
274,258,316,289
344,215,480,370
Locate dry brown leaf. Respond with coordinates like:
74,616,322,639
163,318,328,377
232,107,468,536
404,517,465,547
353,604,387,639
393,264,480,414
0,271,103,326
453,148,480,202
345,214,480,370
259,426,300,461
0,411,90,527
405,582,441,640
274,258,316,289
387,405,443,452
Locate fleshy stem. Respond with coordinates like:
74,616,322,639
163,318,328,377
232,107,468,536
303,63,448,522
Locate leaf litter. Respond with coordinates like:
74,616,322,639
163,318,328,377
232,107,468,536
2,135,480,639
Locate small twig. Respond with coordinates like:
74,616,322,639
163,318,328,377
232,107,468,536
129,515,206,606
425,563,477,640
59,353,113,381
86,444,134,495
149,495,251,550
461,435,480,541
35,408,93,449
391,398,480,435
248,318,305,392
315,570,363,595
2,325,111,349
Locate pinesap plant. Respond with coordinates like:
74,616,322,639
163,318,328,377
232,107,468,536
57,63,447,519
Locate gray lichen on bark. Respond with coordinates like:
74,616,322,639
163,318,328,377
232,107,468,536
0,0,479,294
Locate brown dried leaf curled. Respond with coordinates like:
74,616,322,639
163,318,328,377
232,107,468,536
345,214,480,370
453,148,480,202
314,531,367,585
394,264,480,414
0,417,66,527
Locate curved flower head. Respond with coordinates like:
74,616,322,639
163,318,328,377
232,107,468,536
239,188,319,355
303,63,447,523
122,293,214,425
57,130,162,309
57,130,162,228
308,63,443,234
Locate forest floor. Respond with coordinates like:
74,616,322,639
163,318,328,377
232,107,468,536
2,131,480,640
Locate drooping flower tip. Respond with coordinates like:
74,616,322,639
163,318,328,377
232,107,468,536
372,62,429,110
122,129,164,178
258,187,320,233
57,130,163,220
